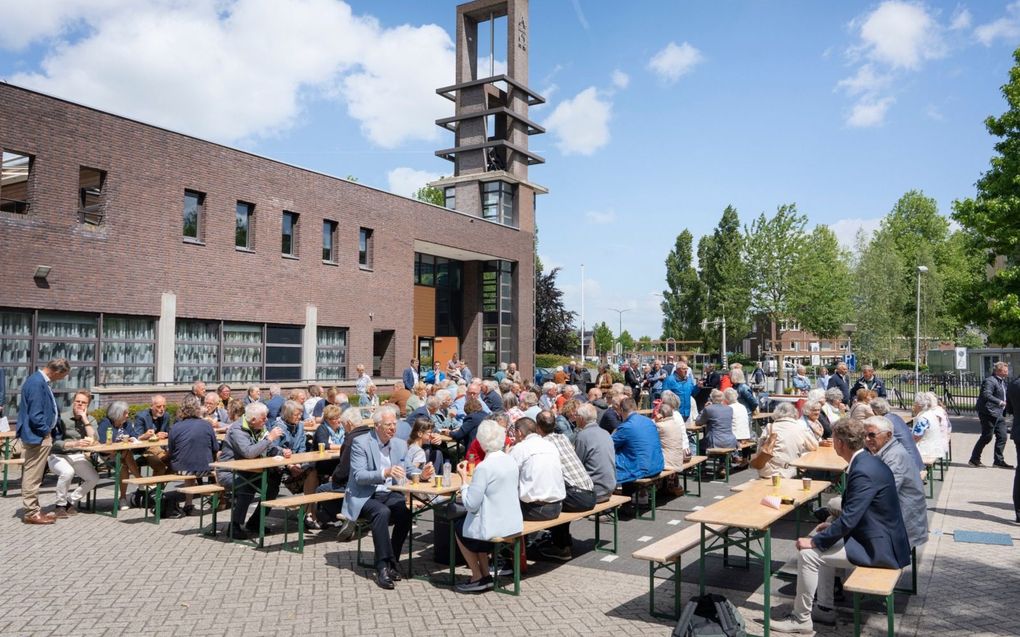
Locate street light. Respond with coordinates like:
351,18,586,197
607,307,631,344
915,265,929,396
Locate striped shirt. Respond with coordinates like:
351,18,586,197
546,432,594,491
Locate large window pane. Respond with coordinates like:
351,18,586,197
1,151,31,214
183,190,204,239
236,201,254,249
316,327,347,380
37,313,97,340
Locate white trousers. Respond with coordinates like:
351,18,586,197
793,539,855,621
46,453,100,506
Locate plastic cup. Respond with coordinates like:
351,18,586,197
802,477,812,491
434,475,443,488
318,443,325,455
771,475,781,488
411,472,420,484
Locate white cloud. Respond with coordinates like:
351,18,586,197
846,96,896,127
975,2,1020,46
852,1,945,70
584,210,617,225
950,7,973,31
925,104,945,121
611,69,630,89
827,218,883,251
386,167,441,199
544,87,612,155
836,64,892,96
7,0,453,147
838,2,944,128
647,41,703,84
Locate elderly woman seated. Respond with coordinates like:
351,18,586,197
849,388,877,420
723,387,752,441
655,403,690,471
453,420,523,593
696,389,737,453
912,391,947,460
754,402,818,479
821,388,846,426
96,400,146,510
800,399,828,442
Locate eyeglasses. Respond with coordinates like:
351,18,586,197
865,431,887,439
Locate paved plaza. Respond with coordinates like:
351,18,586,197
0,415,1016,637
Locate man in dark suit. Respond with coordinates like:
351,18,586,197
402,358,419,394
16,358,71,524
772,418,910,634
970,361,1012,468
827,361,851,404
1005,375,1020,523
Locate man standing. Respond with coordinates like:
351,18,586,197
816,366,831,391
1005,374,1020,523
341,406,422,589
402,358,419,393
827,362,851,405
772,419,910,634
850,365,887,400
661,361,697,420
971,361,1012,468
17,358,70,524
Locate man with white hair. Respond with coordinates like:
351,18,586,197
480,380,503,412
850,365,886,401
970,360,1012,468
217,401,285,539
792,366,811,392
265,384,285,420
871,398,924,473
863,416,929,550
539,382,559,411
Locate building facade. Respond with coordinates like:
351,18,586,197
0,0,540,416
742,316,850,369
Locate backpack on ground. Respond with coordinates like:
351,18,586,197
152,489,186,514
672,593,747,637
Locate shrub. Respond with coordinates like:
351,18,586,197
536,354,575,369
726,353,753,367
90,402,180,423
883,360,928,371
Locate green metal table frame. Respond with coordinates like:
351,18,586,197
698,524,773,636
492,506,621,596
194,491,221,537
852,590,896,637
226,470,269,548
405,495,457,586
96,451,125,518
682,459,705,498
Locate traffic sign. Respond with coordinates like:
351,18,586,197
954,347,967,371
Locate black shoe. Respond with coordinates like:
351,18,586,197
993,461,1015,469
230,526,251,541
387,563,403,581
968,459,984,467
375,569,395,590
304,516,322,530
165,507,187,519
454,577,489,593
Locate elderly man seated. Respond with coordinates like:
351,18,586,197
772,419,910,634
341,406,432,589
611,397,665,514
863,416,929,550
134,394,172,475
535,410,596,561
217,402,285,539
509,417,565,520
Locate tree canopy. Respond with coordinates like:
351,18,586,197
535,264,577,355
661,229,704,341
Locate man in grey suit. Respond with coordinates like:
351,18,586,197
341,406,433,589
864,416,929,549
970,361,1012,468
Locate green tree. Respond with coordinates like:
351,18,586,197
592,322,615,356
852,229,908,364
661,229,705,341
414,184,445,206
953,47,1020,345
637,335,652,350
788,226,853,338
697,206,751,353
744,203,808,348
535,264,577,354
618,330,635,353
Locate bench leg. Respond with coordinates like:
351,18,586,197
886,593,895,636
650,483,657,521
648,560,684,620
895,546,917,595
724,454,731,483
210,493,219,537
296,504,306,554
853,592,862,637
153,483,165,524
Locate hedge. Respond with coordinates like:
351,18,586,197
90,402,180,423
882,360,928,371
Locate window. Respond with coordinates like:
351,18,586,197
414,253,435,286
183,190,205,240
322,220,338,262
222,323,262,382
100,316,155,384
78,167,106,225
359,227,373,268
482,260,514,378
175,320,220,382
444,186,456,210
316,327,348,380
281,211,298,257
0,310,32,415
481,180,515,226
266,325,302,381
1,151,32,214
236,201,255,250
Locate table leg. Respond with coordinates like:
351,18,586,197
297,504,305,553
258,471,268,548
112,452,122,518
698,523,706,595
2,439,10,496
763,527,772,637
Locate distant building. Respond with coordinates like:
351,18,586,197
743,316,849,369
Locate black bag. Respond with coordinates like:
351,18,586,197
129,489,154,509
150,490,186,514
672,594,747,637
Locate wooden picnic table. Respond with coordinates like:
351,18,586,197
789,445,847,491
80,439,168,517
687,478,831,636
389,473,463,584
209,449,340,547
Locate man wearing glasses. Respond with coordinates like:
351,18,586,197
863,416,929,551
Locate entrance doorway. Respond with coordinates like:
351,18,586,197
373,330,395,377
417,337,434,371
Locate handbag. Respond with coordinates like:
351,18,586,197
749,428,777,471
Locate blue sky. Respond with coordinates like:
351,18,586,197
2,0,1018,339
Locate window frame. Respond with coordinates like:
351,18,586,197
235,200,256,251
358,227,374,270
322,219,338,264
78,166,107,226
444,186,456,210
183,189,206,243
281,210,299,258
0,150,33,215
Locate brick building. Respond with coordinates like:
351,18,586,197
0,0,543,413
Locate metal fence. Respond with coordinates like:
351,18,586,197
877,371,981,416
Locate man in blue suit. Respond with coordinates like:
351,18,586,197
341,406,433,589
773,418,910,634
17,358,70,524
827,361,851,405
970,361,1012,468
402,358,419,395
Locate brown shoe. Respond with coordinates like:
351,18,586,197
52,507,69,519
23,513,55,525
64,504,79,516
42,511,57,521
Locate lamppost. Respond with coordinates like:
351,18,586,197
607,307,631,343
915,265,929,396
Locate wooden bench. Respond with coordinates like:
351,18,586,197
1,457,24,496
707,447,737,483
679,455,708,498
632,523,728,619
261,491,345,553
921,457,938,498
490,494,630,595
844,566,901,637
123,474,196,524
178,484,226,537
629,469,676,520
